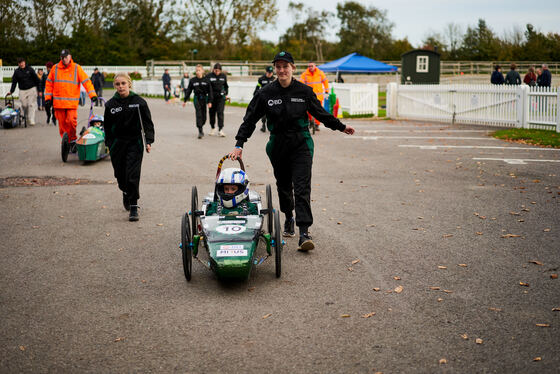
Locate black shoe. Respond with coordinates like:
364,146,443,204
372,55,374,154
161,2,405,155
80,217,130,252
297,233,314,251
198,130,204,139
123,193,131,211
129,205,139,221
283,218,295,237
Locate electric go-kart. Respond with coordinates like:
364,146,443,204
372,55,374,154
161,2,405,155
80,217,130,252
180,155,283,282
1,93,26,129
61,97,109,162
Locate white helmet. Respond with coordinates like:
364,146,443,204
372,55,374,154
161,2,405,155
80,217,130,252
216,168,249,208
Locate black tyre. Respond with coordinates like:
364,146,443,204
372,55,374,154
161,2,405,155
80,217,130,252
274,209,282,278
181,212,192,281
266,184,273,234
191,185,199,239
61,133,70,162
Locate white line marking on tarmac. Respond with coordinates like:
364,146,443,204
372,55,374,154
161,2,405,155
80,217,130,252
346,136,498,141
399,145,560,151
472,157,560,165
365,130,491,133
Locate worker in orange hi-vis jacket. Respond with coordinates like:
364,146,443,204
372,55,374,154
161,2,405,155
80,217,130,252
300,61,329,130
45,49,97,144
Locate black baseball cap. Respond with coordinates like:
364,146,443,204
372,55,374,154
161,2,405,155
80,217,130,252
213,63,222,70
60,49,71,57
272,51,294,64
266,66,273,73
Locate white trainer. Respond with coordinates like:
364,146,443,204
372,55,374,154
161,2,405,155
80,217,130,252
209,128,216,136
218,130,226,137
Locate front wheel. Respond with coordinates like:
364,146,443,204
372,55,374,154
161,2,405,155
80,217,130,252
61,133,70,162
274,209,282,278
191,186,199,239
266,184,273,234
181,212,192,281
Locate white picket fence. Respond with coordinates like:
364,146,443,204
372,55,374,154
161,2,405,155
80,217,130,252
132,80,379,115
386,83,560,132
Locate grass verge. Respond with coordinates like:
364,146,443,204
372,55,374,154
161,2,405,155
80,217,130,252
492,128,560,148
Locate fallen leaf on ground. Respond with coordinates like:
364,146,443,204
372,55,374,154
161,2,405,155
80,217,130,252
543,228,551,232
262,313,272,319
337,222,342,225
347,267,354,271
156,223,163,226
114,337,125,342
502,234,521,238
552,274,559,279
393,276,401,280
361,312,376,318
19,345,25,351
438,266,447,269
443,234,453,238
430,286,440,290
372,288,380,292
519,282,530,287
476,338,483,344
106,233,110,237
529,260,544,266
510,211,520,216
458,264,467,267
476,232,483,235
32,225,39,229
443,289,453,293
439,358,447,364
351,259,360,265
437,298,444,302
488,307,502,312
552,308,560,312
247,287,255,292
394,285,403,293
461,333,468,340
536,323,550,327
533,357,542,361
340,314,351,318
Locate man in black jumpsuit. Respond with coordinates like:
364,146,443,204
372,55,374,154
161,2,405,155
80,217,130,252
184,64,213,139
229,52,355,251
104,74,155,221
253,66,275,132
206,63,228,137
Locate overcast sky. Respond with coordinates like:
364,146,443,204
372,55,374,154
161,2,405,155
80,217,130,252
259,0,560,47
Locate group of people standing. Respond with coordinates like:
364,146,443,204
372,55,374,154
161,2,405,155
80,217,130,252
491,63,552,87
162,63,229,139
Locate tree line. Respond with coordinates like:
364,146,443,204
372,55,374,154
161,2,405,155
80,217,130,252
1,0,559,66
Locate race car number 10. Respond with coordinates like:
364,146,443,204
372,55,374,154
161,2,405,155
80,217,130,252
216,224,246,234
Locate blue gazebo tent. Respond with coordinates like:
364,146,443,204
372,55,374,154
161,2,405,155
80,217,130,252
318,53,398,74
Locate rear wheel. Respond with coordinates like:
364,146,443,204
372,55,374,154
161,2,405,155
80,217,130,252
266,184,273,234
181,212,192,281
191,186,199,239
61,133,70,162
274,209,282,278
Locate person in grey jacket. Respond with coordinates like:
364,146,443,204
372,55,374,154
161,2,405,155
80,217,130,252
505,63,521,85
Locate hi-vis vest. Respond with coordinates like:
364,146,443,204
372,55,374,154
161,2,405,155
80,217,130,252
45,59,96,109
300,68,329,101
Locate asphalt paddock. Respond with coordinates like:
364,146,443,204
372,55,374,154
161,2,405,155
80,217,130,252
1,96,559,373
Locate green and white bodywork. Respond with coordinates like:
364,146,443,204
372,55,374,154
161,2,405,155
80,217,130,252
76,126,109,162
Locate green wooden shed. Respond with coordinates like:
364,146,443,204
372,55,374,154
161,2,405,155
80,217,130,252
401,49,440,84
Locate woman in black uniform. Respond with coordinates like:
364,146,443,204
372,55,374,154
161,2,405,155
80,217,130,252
229,51,355,251
184,64,213,139
104,73,155,221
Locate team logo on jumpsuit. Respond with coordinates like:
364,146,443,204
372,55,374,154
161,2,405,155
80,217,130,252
268,99,282,106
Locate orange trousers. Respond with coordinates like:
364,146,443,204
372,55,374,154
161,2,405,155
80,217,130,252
54,108,78,141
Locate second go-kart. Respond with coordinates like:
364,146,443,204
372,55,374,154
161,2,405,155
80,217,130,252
1,93,26,129
180,155,283,282
61,97,108,162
